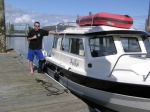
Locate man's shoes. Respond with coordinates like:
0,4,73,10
38,68,43,73
38,60,44,73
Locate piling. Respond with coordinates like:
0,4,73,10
0,0,6,53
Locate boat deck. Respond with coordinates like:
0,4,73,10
0,48,93,112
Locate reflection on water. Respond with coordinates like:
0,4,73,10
6,35,53,66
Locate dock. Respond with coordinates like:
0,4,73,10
0,48,95,112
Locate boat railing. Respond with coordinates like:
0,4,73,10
109,53,150,81
55,22,78,32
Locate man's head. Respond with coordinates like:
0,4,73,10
34,22,40,31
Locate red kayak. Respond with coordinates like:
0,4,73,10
76,12,133,28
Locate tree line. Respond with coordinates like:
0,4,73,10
9,24,33,31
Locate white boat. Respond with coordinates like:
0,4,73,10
44,22,150,112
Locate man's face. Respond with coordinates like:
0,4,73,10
34,23,40,31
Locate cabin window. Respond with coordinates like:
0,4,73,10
120,37,141,52
52,37,59,48
89,36,117,57
143,37,150,54
61,37,84,56
70,38,84,56
61,37,70,52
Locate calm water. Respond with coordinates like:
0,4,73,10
7,35,115,112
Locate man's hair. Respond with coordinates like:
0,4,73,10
34,21,40,26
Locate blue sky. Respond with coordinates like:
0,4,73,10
4,0,150,30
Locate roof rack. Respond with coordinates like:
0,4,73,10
55,22,78,32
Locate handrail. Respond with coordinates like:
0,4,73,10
108,53,150,81
55,22,77,32
144,71,150,81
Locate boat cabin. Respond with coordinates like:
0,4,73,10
46,25,150,82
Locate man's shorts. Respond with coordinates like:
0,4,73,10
27,49,44,61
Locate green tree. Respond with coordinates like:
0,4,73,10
28,26,33,31
10,24,14,31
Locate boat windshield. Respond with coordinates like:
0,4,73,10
120,37,141,52
143,36,150,54
89,36,117,57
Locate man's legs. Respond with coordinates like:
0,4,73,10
27,49,34,74
29,61,34,74
35,50,45,73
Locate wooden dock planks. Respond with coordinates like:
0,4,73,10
0,49,93,112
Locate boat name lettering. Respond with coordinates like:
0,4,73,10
70,58,79,67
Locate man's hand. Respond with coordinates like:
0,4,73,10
56,32,61,35
32,35,37,39
49,31,61,35
27,35,37,41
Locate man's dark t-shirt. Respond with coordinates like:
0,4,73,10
27,29,49,50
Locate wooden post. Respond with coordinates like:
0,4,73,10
27,24,29,35
0,0,6,53
6,22,10,36
145,2,150,32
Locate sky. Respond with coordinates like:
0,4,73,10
4,0,150,30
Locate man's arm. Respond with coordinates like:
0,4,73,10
48,31,61,35
27,35,37,41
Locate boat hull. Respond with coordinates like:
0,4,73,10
46,66,150,112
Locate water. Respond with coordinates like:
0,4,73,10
7,35,115,112
7,35,53,66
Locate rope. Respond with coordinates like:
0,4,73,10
91,14,95,26
35,79,65,96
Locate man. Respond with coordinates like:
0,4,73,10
27,21,60,74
